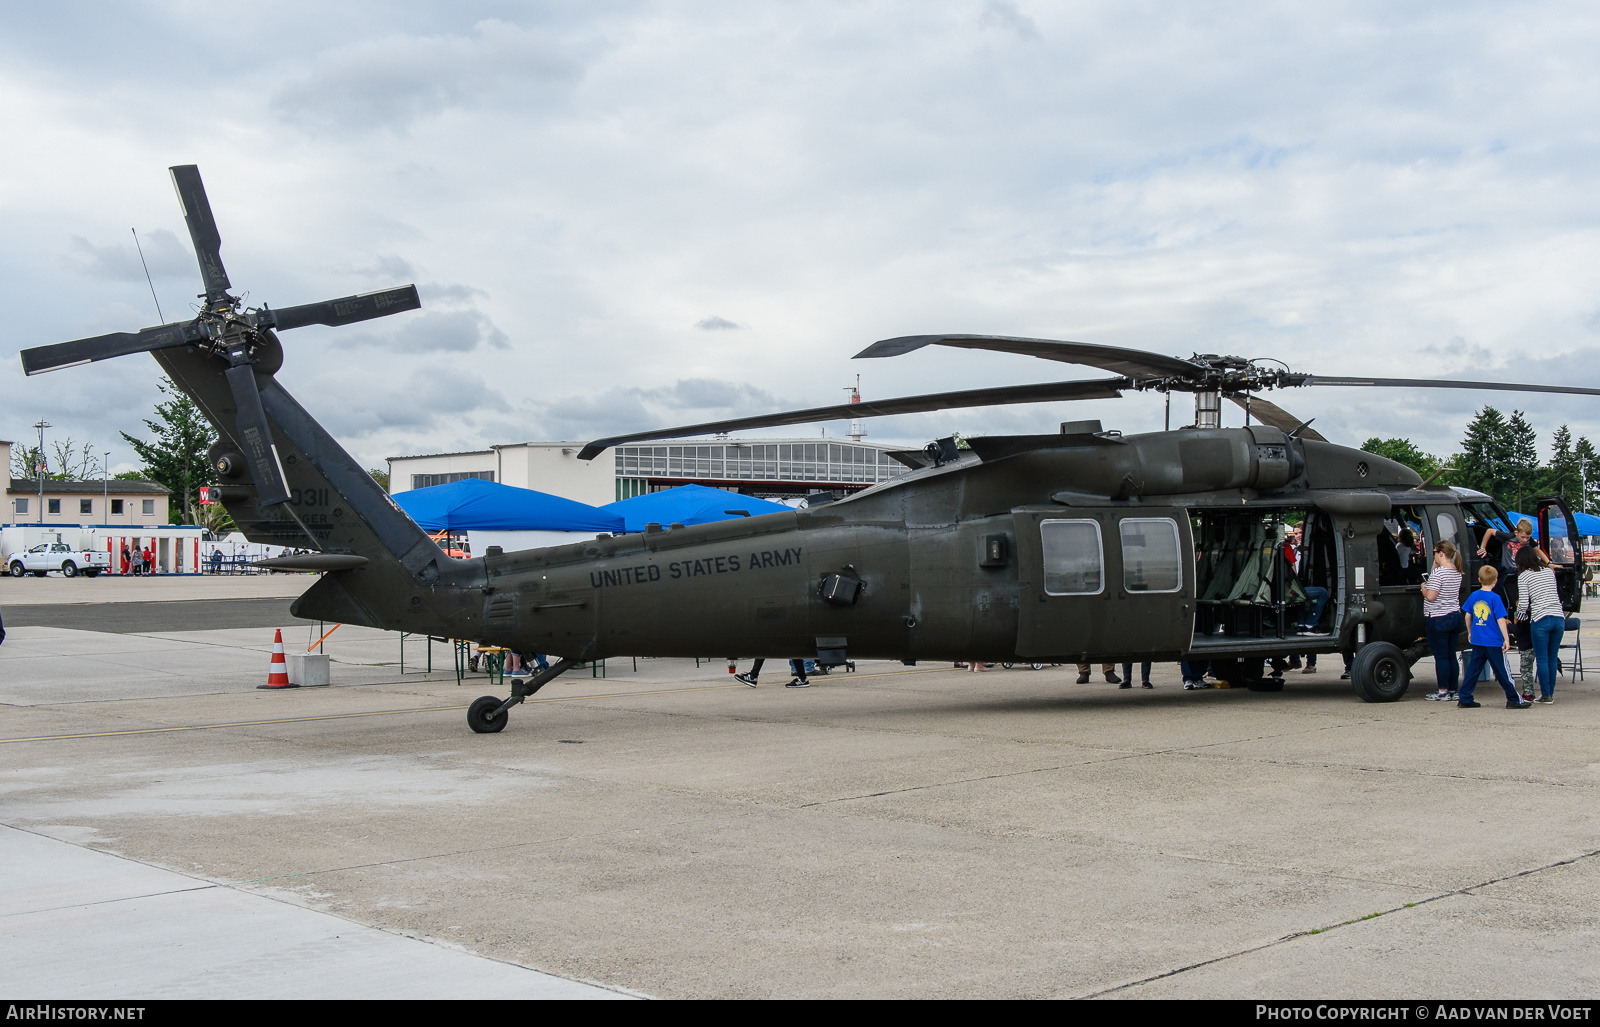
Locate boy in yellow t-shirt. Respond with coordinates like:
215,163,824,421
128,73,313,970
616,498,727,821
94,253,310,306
1459,565,1532,709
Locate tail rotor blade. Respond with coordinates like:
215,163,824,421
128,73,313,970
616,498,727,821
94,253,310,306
225,364,291,507
20,320,204,376
268,286,421,331
169,165,231,301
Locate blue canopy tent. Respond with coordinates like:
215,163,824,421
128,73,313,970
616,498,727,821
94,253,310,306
602,484,791,533
393,477,624,533
1507,510,1600,539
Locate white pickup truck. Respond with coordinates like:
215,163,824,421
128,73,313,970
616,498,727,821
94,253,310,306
7,542,110,578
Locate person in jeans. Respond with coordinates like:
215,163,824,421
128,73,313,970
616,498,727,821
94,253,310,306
1514,545,1564,703
1421,541,1466,700
1459,565,1532,709
1120,661,1153,689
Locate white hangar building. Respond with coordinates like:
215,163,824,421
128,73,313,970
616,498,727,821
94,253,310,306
388,438,909,506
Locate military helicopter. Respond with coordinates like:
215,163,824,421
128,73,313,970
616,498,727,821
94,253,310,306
19,167,1597,733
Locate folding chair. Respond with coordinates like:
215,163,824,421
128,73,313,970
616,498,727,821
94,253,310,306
1559,617,1583,682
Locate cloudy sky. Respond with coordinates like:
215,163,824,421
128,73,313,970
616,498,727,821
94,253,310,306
4,1,1600,477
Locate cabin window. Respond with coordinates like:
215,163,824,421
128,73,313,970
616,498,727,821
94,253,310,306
1119,518,1182,593
1436,511,1458,548
1040,519,1103,595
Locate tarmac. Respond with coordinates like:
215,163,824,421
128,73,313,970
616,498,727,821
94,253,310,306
3,575,1598,999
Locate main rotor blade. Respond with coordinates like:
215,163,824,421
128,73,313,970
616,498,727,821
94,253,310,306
1299,375,1600,398
19,320,204,376
225,364,291,507
169,165,231,301
267,285,422,331
577,377,1130,460
857,334,1206,381
1227,394,1327,442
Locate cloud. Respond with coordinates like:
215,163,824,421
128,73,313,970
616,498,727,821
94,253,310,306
353,255,416,280
270,19,584,134
980,1,1041,41
540,378,783,437
65,228,191,283
694,315,744,331
336,309,508,353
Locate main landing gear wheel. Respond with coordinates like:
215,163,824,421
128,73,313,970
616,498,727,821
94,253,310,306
1351,641,1410,703
467,695,508,733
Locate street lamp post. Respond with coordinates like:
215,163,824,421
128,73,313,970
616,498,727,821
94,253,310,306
32,419,50,525
103,451,110,525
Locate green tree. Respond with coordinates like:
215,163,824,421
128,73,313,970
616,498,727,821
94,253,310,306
1545,424,1577,502
10,444,50,480
1360,437,1448,481
1505,410,1541,513
1456,406,1516,500
1576,436,1600,513
11,439,106,480
120,375,218,524
368,467,390,492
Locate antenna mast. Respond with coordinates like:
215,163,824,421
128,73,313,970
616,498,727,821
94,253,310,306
845,375,865,442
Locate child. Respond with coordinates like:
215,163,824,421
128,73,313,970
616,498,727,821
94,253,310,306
1458,565,1533,709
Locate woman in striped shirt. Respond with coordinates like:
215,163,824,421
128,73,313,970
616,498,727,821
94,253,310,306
1421,541,1467,700
1514,545,1564,703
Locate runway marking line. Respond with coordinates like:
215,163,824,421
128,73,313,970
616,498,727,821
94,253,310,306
0,667,945,744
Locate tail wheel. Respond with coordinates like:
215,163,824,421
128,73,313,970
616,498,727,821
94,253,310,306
467,695,508,733
1351,641,1410,702
61,562,78,578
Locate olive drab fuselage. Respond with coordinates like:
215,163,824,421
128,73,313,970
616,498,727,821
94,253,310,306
153,342,1584,672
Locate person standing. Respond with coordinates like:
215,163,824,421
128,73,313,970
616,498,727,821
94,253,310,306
1077,663,1120,684
1120,661,1153,689
1422,541,1466,701
141,545,153,575
1458,565,1532,709
120,545,131,576
1514,545,1564,704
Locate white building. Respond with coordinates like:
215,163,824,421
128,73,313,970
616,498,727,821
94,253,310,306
388,438,908,505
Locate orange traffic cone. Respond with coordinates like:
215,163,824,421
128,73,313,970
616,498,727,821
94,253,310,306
258,628,298,689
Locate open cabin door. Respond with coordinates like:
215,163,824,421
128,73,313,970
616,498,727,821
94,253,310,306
1013,506,1196,660
1535,497,1584,613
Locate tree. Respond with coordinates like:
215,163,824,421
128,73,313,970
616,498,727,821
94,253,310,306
368,467,390,492
10,444,48,480
1576,436,1600,513
1456,406,1516,501
120,375,218,524
1505,410,1541,513
9,439,101,481
1360,437,1448,482
1545,425,1577,502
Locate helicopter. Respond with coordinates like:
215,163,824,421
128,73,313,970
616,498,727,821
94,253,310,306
18,166,1596,733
